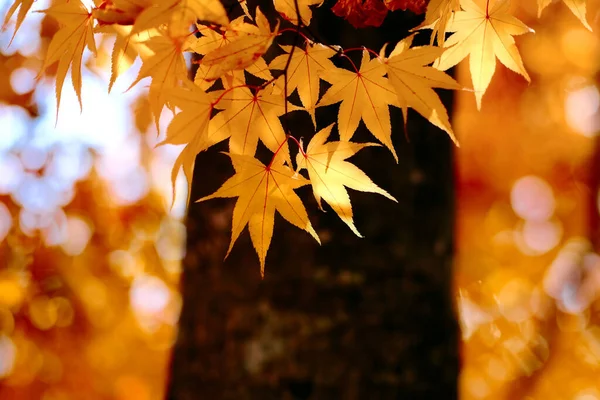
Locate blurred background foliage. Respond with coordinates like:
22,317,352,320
0,0,599,399
0,0,187,398
456,1,600,398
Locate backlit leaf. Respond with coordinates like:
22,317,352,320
2,0,34,44
434,0,533,109
296,124,396,236
318,50,401,160
198,153,320,276
200,8,278,80
270,42,336,126
41,0,97,113
381,35,461,143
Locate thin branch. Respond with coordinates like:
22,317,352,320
268,0,304,167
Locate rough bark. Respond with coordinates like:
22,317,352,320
167,5,459,399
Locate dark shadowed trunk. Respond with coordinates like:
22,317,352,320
166,4,459,399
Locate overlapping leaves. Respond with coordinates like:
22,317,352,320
3,0,593,275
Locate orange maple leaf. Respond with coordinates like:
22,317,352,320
129,33,193,127
318,50,401,161
208,83,296,170
2,0,34,44
198,153,320,277
199,8,278,80
297,124,396,236
40,0,96,113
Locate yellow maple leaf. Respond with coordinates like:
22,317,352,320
296,124,396,237
239,0,252,19
208,84,295,170
129,33,193,127
191,18,250,55
40,0,96,113
132,0,228,36
198,154,320,277
415,0,461,46
317,50,401,161
270,42,336,126
380,36,460,143
273,0,324,25
538,0,592,30
2,0,34,44
162,84,231,202
94,25,147,93
192,19,273,88
434,0,533,109
161,84,214,148
200,8,278,80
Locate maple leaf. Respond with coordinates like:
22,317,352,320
200,8,279,81
273,0,324,25
380,35,461,143
270,42,336,126
434,0,533,109
208,84,295,170
162,84,231,202
192,19,273,88
40,0,97,113
129,33,193,127
2,0,34,44
318,50,401,160
239,0,252,19
132,0,228,36
415,0,461,45
198,154,320,277
538,0,592,31
161,83,214,148
191,18,251,55
296,124,396,236
94,25,146,93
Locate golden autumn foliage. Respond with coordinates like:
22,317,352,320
2,0,594,277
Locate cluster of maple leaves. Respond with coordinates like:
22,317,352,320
2,0,593,275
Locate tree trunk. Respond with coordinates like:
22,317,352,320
167,6,459,399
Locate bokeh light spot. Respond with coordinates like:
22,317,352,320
521,219,562,254
565,84,600,137
511,176,555,221
130,275,170,316
0,153,23,194
28,296,58,331
60,215,92,256
10,67,37,95
0,201,12,242
155,218,186,261
111,167,149,205
20,145,48,171
0,335,16,378
0,105,28,152
0,278,25,308
496,278,533,322
52,297,74,328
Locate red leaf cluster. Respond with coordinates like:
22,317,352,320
384,0,428,13
332,0,429,28
331,0,388,28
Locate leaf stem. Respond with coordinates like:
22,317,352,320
279,27,311,42
343,47,381,59
287,134,306,157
